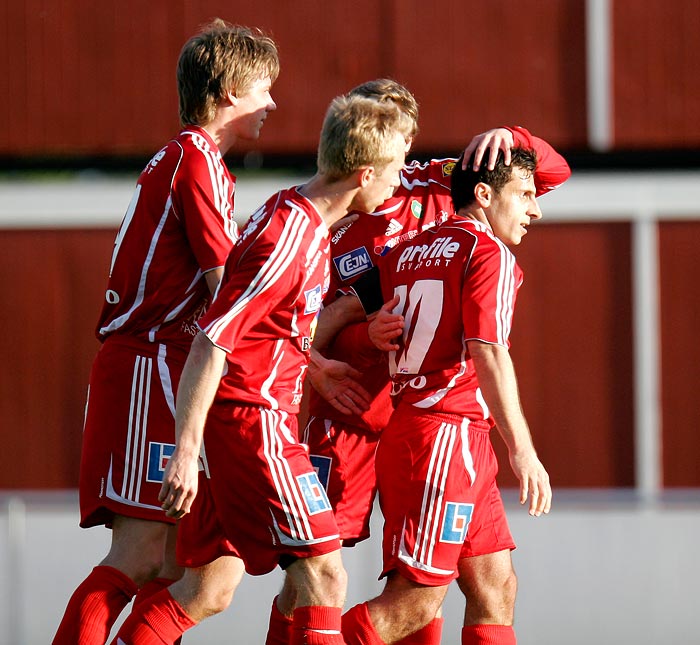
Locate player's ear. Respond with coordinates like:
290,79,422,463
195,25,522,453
474,182,492,208
358,166,375,188
225,89,239,107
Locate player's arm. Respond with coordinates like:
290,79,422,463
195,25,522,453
204,267,224,295
159,331,226,518
467,340,551,517
506,126,571,195
308,293,372,415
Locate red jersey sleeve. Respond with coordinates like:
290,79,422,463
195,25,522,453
506,126,571,196
462,233,523,348
198,210,308,352
171,142,238,275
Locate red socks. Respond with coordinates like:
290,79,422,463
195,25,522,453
266,595,294,645
341,602,384,645
109,588,196,645
462,624,516,644
52,565,138,645
292,605,346,645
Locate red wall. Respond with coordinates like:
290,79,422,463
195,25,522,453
2,0,699,159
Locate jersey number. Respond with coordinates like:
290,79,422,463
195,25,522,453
389,279,443,375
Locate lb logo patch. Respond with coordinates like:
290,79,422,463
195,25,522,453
146,442,176,483
297,471,332,515
440,502,474,543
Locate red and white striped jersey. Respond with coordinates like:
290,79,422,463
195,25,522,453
199,187,331,413
96,126,237,354
377,216,523,420
309,126,569,431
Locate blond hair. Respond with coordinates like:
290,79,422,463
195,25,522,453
348,78,419,139
177,19,279,126
317,95,409,182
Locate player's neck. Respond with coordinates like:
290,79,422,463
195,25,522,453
298,175,356,230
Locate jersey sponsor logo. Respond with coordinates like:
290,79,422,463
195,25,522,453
396,236,460,271
374,230,421,257
334,247,373,280
441,161,456,177
331,220,355,244
385,218,403,236
304,284,323,315
309,454,332,490
410,200,423,219
297,471,332,515
440,501,474,543
146,442,176,483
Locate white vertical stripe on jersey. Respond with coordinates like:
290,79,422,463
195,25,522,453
190,132,237,243
493,238,516,346
261,408,313,541
414,421,457,567
204,206,309,342
260,340,285,410
99,196,174,336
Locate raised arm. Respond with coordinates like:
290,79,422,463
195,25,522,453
468,340,551,517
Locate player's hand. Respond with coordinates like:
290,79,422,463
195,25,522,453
461,128,514,171
330,212,358,233
368,296,404,351
508,448,552,516
308,356,371,415
158,447,200,519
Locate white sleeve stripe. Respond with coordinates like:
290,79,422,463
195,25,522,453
203,207,309,342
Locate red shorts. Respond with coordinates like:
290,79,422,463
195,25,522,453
376,405,515,586
177,404,341,576
302,416,380,546
79,336,184,528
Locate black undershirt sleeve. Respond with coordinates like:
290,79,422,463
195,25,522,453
347,266,383,316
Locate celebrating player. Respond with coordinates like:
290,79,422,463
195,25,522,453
266,79,571,643
339,143,569,644
52,20,279,644
108,94,410,645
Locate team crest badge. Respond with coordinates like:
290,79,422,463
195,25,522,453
441,161,456,177
411,200,423,219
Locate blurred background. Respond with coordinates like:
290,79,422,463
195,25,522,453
1,0,698,643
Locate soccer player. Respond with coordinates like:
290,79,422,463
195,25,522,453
108,94,410,645
52,20,279,644
339,143,568,644
265,80,571,643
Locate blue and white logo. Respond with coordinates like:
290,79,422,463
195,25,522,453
304,284,323,314
333,247,373,280
297,471,332,515
309,454,332,490
146,442,176,483
439,502,474,543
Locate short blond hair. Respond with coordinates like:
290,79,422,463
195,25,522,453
347,78,419,139
317,95,409,181
177,19,280,126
